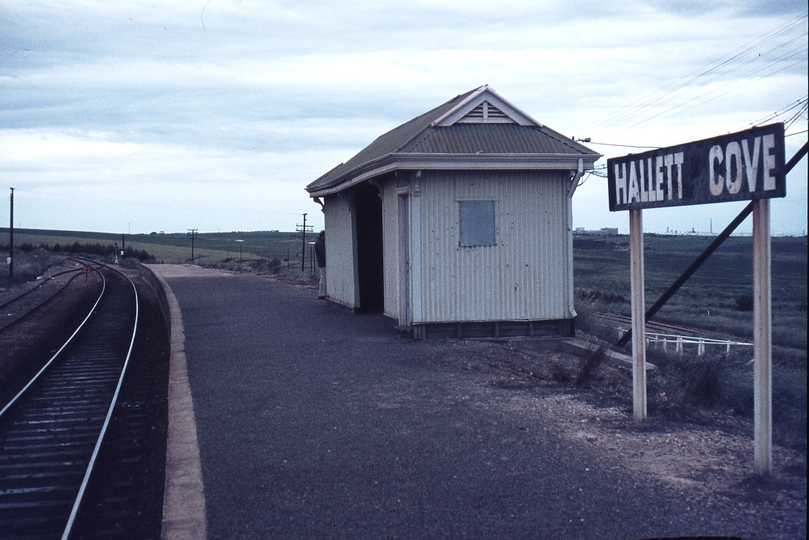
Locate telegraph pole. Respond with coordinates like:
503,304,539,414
8,188,13,279
188,229,198,263
296,213,312,272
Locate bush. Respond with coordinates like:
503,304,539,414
648,350,746,410
573,293,624,344
734,294,754,311
577,288,626,304
575,344,608,387
123,246,155,262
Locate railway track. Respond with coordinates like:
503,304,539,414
0,268,84,333
0,264,139,539
594,311,740,340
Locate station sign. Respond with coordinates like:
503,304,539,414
608,123,785,211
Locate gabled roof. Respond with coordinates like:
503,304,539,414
306,85,600,197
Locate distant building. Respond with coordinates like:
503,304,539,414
306,86,600,338
573,227,619,236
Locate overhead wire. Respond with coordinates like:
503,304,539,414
615,51,807,134
744,96,808,128
586,13,808,138
587,15,806,133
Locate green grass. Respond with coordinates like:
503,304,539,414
574,234,806,447
4,228,807,353
3,227,805,445
574,234,808,353
1,228,316,268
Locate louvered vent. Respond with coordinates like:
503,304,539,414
458,101,515,124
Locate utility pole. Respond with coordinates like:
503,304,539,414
188,229,198,263
296,213,312,272
8,188,13,279
122,233,126,257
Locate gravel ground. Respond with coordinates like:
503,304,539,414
163,269,806,540
0,265,806,539
435,340,807,539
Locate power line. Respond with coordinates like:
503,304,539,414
744,96,808,128
616,53,807,134
586,13,808,137
575,96,807,174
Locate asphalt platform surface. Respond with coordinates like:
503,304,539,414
166,272,728,540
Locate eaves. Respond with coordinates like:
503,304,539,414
307,152,601,198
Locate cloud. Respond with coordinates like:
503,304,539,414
0,0,805,234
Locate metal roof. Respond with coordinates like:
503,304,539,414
306,86,600,197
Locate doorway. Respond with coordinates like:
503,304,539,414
354,183,384,313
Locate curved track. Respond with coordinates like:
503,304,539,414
0,269,84,332
0,264,138,540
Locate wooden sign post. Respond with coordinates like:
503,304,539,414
752,198,772,473
629,208,646,422
607,123,786,474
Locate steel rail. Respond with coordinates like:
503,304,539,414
0,267,106,419
0,268,82,312
61,263,140,540
0,271,84,332
0,262,140,539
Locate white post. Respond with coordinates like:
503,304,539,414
753,198,772,474
629,209,646,422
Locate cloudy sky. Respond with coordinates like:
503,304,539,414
1,0,807,235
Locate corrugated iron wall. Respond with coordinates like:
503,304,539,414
414,170,572,324
324,194,357,308
382,180,399,319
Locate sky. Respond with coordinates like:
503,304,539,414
1,0,807,236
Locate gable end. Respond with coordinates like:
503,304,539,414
456,101,515,124
431,86,541,128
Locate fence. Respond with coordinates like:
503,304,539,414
645,331,753,356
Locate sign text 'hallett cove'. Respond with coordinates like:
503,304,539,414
607,123,785,211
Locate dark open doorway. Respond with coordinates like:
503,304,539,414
354,183,384,313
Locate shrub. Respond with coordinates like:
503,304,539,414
648,350,743,410
734,294,754,311
123,246,155,261
577,288,626,304
575,344,608,387
573,292,624,344
120,257,141,269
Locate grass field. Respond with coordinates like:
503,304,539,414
2,227,806,445
1,228,316,268
574,234,808,353
2,228,807,353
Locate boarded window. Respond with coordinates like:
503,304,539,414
459,200,496,247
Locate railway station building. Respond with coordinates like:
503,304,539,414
306,85,600,339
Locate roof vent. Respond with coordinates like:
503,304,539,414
457,101,514,124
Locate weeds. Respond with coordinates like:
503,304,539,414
573,294,621,344
646,348,807,449
575,343,609,387
734,294,754,311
